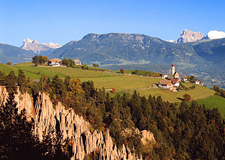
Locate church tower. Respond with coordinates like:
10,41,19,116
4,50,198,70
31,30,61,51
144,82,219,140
172,63,175,75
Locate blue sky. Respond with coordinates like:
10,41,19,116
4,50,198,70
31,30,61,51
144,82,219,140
0,0,225,47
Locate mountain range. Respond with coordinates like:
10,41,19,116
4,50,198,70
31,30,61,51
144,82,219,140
1,29,225,88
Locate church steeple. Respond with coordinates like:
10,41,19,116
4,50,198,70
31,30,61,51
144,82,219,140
172,63,175,75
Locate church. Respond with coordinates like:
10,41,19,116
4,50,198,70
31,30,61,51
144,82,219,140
171,63,179,79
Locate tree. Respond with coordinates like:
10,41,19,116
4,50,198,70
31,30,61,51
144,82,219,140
40,75,50,92
38,55,44,65
82,63,88,70
62,57,68,66
6,62,12,65
64,76,71,91
92,63,99,67
42,56,49,64
183,94,191,102
32,55,39,65
51,75,66,100
68,78,84,101
5,71,17,94
120,68,125,74
18,69,27,94
0,70,6,86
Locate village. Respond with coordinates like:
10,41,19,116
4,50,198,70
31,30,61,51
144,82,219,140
47,57,202,93
158,63,201,92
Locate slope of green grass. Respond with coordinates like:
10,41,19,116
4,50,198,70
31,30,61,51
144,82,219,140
1,62,217,105
0,63,19,75
196,95,225,118
136,85,215,103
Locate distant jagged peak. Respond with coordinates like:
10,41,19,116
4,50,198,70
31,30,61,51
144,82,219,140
21,38,61,50
176,29,205,43
207,30,225,39
23,38,39,44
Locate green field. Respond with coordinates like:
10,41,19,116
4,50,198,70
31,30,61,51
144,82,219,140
0,62,217,103
195,95,225,118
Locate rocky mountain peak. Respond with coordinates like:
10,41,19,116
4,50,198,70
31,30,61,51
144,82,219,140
176,29,205,43
21,38,61,55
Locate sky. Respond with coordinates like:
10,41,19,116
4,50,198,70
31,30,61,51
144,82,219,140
0,0,225,47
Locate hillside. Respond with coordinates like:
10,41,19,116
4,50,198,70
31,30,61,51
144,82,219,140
0,62,215,103
49,33,207,67
0,43,35,64
48,33,225,88
0,64,225,159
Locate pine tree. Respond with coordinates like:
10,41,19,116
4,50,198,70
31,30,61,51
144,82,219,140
5,71,17,94
18,69,27,94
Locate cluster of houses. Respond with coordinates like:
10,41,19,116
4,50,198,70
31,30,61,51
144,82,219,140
158,63,200,91
48,58,82,66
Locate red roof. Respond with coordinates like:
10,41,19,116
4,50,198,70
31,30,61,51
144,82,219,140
170,78,179,84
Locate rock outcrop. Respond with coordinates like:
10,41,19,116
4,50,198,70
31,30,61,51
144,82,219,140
0,86,155,160
176,29,205,43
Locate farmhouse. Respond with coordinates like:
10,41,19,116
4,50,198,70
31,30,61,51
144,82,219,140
170,78,180,87
190,79,201,84
158,80,172,88
74,59,81,65
181,76,188,82
48,59,61,66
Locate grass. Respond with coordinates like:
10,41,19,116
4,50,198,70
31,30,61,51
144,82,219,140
136,85,215,103
0,62,217,104
80,74,161,92
195,95,225,119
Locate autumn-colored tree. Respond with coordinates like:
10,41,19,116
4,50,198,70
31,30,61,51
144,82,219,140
92,63,99,67
40,75,50,92
42,56,49,64
183,94,191,102
68,78,84,101
120,68,125,74
6,62,12,65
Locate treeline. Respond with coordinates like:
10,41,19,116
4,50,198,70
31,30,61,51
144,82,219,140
213,85,225,98
0,70,225,159
132,70,161,77
32,55,49,65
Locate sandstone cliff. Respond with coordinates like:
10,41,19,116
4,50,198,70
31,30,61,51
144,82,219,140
0,86,155,160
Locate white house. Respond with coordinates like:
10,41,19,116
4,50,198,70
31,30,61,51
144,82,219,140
190,79,201,84
74,59,81,66
181,77,188,82
170,78,180,87
48,59,61,66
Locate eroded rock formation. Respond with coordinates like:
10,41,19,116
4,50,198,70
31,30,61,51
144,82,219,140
0,86,155,160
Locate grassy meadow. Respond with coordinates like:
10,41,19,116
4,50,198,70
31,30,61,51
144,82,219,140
1,62,225,116
195,95,225,118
